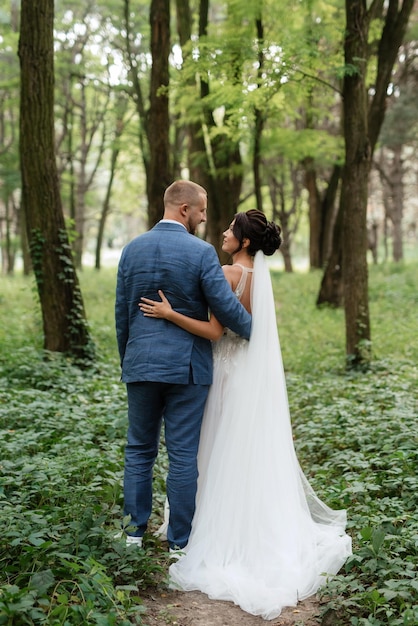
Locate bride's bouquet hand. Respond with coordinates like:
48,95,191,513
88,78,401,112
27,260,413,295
139,290,173,319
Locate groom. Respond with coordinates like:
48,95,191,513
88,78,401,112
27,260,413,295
115,179,251,550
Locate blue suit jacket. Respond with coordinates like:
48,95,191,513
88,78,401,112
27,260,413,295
115,222,252,385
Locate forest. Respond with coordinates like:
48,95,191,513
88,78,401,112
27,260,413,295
0,0,416,363
0,0,418,624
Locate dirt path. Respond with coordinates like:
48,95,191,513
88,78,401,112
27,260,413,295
140,587,322,626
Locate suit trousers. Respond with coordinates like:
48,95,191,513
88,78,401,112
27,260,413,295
124,378,209,549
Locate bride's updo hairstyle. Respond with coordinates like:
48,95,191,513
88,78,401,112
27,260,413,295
232,209,282,256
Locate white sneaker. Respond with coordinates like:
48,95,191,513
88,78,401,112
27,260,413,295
169,547,184,560
126,535,143,548
114,531,143,548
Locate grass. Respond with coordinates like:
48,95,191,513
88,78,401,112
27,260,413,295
1,260,417,625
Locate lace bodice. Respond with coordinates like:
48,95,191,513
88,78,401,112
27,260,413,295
233,263,253,300
215,264,253,368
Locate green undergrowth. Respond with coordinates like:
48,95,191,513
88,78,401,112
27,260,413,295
0,260,417,625
0,351,168,625
288,363,418,625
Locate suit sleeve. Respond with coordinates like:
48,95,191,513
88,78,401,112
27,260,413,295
199,246,252,339
115,260,129,364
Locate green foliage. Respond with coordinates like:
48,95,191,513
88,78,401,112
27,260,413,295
29,230,47,289
173,0,346,172
27,229,96,363
0,270,169,624
263,127,344,167
0,347,169,623
1,261,417,624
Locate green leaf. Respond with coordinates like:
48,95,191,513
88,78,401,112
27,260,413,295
371,528,386,555
29,569,55,594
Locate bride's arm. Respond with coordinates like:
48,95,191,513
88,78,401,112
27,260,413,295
139,290,224,341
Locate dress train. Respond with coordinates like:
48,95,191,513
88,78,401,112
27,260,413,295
168,252,352,620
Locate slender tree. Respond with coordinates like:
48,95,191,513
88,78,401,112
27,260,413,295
253,15,265,214
268,163,303,273
148,0,171,225
120,0,171,226
174,0,211,206
340,0,372,365
373,38,418,262
317,0,415,367
175,0,249,259
54,17,115,268
341,0,415,366
18,0,94,361
95,94,131,269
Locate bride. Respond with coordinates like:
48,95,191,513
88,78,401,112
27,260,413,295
139,209,352,621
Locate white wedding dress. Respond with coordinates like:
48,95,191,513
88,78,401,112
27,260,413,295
168,251,352,620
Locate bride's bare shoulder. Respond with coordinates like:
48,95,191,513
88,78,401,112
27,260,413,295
222,263,243,289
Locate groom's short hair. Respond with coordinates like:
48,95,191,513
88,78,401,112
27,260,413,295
164,180,207,209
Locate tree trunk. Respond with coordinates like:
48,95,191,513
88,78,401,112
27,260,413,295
268,168,298,274
74,171,86,269
376,145,405,262
306,162,342,272
147,0,171,227
204,107,243,263
317,202,343,307
318,0,414,313
19,200,32,275
205,145,242,264
253,17,265,214
320,164,342,267
123,0,151,196
175,0,211,207
341,0,371,366
392,218,403,263
1,196,16,274
95,100,127,270
95,147,118,270
278,213,293,273
18,0,94,361
368,221,378,264
175,0,242,261
199,21,242,264
304,163,322,268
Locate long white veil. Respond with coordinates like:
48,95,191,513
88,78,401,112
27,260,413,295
249,250,348,527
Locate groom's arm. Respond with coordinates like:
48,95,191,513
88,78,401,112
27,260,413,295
115,260,129,364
